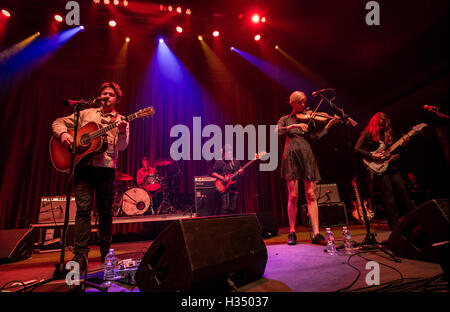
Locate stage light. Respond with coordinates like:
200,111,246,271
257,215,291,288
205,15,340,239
125,37,130,42
254,34,261,41
93,0,101,4
176,26,183,33
238,13,244,20
104,0,110,5
186,9,191,15
159,38,164,43
230,47,235,51
198,35,203,41
160,4,164,11
251,14,260,23
1,9,11,17
54,14,63,23
168,5,173,12
212,30,219,37
275,45,279,50
123,0,128,6
80,25,85,30
109,20,117,27
114,0,119,5
176,7,182,14
261,17,266,23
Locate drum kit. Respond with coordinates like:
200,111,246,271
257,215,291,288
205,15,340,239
112,158,181,217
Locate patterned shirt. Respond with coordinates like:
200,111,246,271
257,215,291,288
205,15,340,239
52,107,129,169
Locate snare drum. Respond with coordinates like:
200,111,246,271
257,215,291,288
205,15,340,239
143,174,161,192
121,188,152,216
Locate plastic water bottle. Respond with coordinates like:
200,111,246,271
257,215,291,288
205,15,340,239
342,226,355,255
104,248,117,286
325,228,336,255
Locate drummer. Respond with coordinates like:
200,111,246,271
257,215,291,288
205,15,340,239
137,156,157,187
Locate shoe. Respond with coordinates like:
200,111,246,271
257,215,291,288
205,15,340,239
311,233,326,245
72,253,88,277
287,232,297,245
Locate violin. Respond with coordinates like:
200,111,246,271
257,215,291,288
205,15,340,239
295,109,337,123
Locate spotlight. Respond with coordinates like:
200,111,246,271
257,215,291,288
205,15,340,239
54,14,63,22
123,0,128,6
186,9,191,15
80,25,85,30
93,0,101,4
176,7,182,14
212,30,219,37
254,34,261,41
261,17,266,23
114,0,119,5
176,26,183,33
160,4,164,11
251,14,260,23
230,47,235,51
109,20,117,27
125,37,130,42
275,45,279,50
104,0,110,4
1,9,11,17
238,13,244,20
168,5,173,12
198,35,203,41
159,38,164,43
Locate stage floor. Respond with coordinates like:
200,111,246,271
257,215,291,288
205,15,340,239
0,223,445,293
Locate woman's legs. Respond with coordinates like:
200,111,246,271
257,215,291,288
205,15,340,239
286,179,299,233
304,180,319,237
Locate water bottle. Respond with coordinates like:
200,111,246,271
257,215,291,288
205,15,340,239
342,226,355,255
325,228,336,255
104,248,117,286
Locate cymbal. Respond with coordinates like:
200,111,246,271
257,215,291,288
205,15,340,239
155,158,174,166
117,172,133,181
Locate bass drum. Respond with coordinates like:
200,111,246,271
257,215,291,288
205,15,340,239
121,188,152,216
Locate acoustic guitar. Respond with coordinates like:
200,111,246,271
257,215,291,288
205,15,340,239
50,107,154,172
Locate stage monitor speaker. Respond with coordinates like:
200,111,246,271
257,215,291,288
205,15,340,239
316,183,341,204
318,202,348,228
386,199,449,264
0,228,34,264
135,214,268,292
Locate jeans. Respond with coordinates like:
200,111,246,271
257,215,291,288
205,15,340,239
73,165,115,261
218,191,238,215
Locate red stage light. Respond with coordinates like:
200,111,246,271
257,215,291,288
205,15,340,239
113,0,119,5
176,26,183,33
261,17,266,23
251,14,260,23
123,0,128,6
168,5,173,12
1,9,11,17
125,37,130,43
254,34,261,41
186,9,191,15
176,7,182,14
109,20,117,27
54,14,63,23
93,0,101,4
104,0,110,5
212,31,220,37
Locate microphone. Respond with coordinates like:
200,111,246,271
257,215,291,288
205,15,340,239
63,97,107,107
424,105,437,111
312,88,334,97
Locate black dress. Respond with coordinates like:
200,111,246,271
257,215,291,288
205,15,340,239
277,113,321,181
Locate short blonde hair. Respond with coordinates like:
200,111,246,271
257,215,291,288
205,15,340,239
289,91,307,106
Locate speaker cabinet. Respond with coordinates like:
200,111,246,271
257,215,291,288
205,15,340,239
194,176,219,217
38,196,77,224
386,199,449,264
316,183,341,204
135,214,268,292
318,202,348,228
0,228,34,263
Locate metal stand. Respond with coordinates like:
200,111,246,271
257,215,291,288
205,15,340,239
156,178,178,214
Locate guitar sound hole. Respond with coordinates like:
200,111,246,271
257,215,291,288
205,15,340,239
80,134,91,146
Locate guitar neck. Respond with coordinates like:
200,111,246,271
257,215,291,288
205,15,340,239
90,113,137,139
229,159,256,179
386,128,415,154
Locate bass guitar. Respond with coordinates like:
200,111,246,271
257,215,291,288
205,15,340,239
214,151,266,193
362,123,427,175
50,107,155,172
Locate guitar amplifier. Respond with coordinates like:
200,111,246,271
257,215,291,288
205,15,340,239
315,183,341,204
194,176,219,217
38,196,77,224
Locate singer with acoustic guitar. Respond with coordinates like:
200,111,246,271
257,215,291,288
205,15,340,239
51,82,129,275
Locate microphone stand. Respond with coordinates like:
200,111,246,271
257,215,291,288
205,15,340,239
316,93,400,262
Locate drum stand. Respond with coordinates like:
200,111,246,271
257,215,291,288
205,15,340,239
156,178,178,215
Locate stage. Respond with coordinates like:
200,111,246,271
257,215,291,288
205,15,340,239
0,222,445,293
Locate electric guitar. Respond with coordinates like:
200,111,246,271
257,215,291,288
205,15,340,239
214,151,266,193
351,177,374,224
50,107,155,172
362,123,427,175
